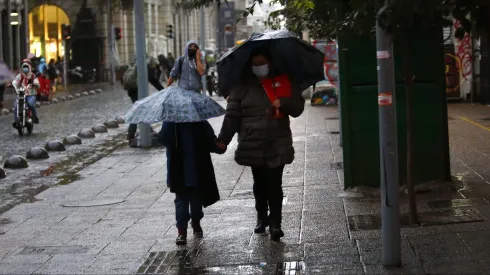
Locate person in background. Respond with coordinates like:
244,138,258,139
160,120,225,245
38,57,47,76
56,57,63,89
27,54,40,76
167,40,205,93
216,47,305,242
12,59,40,126
167,53,175,77
122,54,164,146
158,54,170,85
47,59,58,92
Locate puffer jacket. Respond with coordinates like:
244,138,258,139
218,77,305,168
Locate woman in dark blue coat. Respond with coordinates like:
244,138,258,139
160,121,225,245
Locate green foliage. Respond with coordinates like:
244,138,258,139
182,0,490,39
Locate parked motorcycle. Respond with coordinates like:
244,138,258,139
68,66,97,84
14,86,34,136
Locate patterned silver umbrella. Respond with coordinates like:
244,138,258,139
123,86,225,124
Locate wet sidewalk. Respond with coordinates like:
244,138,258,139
1,103,490,274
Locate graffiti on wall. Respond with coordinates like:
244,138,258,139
444,46,461,98
312,40,339,87
452,20,473,97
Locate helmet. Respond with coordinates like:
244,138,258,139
21,58,31,65
20,59,32,74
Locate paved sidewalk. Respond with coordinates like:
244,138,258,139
1,103,490,274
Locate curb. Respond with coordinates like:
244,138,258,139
1,115,127,179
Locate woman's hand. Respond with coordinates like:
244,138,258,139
216,140,227,151
272,99,281,108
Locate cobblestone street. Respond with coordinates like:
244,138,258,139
0,84,161,217
0,84,132,159
1,102,490,274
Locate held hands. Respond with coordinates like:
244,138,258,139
216,140,227,152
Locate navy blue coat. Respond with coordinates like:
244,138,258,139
160,121,224,207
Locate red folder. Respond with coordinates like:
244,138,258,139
259,74,292,102
260,74,292,118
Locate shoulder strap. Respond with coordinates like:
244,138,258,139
178,56,184,79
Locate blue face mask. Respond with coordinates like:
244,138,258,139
22,67,29,74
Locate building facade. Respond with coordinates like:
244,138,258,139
1,0,29,70
1,0,216,78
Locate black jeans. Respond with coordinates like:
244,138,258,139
127,89,138,139
251,165,285,227
0,84,4,104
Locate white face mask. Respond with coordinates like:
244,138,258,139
252,64,269,77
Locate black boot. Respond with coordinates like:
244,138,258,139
33,117,39,124
269,220,284,242
191,221,203,237
254,218,269,234
176,228,187,245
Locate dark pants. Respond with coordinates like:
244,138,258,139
127,89,138,139
175,187,204,230
0,85,4,107
251,165,285,227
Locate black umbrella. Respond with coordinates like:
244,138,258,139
217,30,325,98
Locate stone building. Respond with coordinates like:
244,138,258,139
1,0,216,79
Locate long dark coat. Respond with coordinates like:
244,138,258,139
160,121,223,207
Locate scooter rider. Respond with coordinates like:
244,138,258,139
12,59,40,127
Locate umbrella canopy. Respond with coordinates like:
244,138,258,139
123,86,226,124
0,60,15,85
217,30,325,98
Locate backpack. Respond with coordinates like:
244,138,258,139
122,65,138,90
122,56,158,90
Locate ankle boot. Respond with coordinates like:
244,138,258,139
269,220,284,242
254,218,269,234
176,228,187,245
191,221,203,237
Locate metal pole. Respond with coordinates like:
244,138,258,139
63,39,68,90
178,7,182,56
7,0,13,68
376,3,401,267
216,3,221,56
15,22,20,67
172,12,177,57
134,0,151,148
223,33,227,51
107,0,115,85
200,7,206,95
0,11,3,59
23,0,28,58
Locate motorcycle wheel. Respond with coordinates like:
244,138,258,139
17,124,24,136
27,123,33,135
